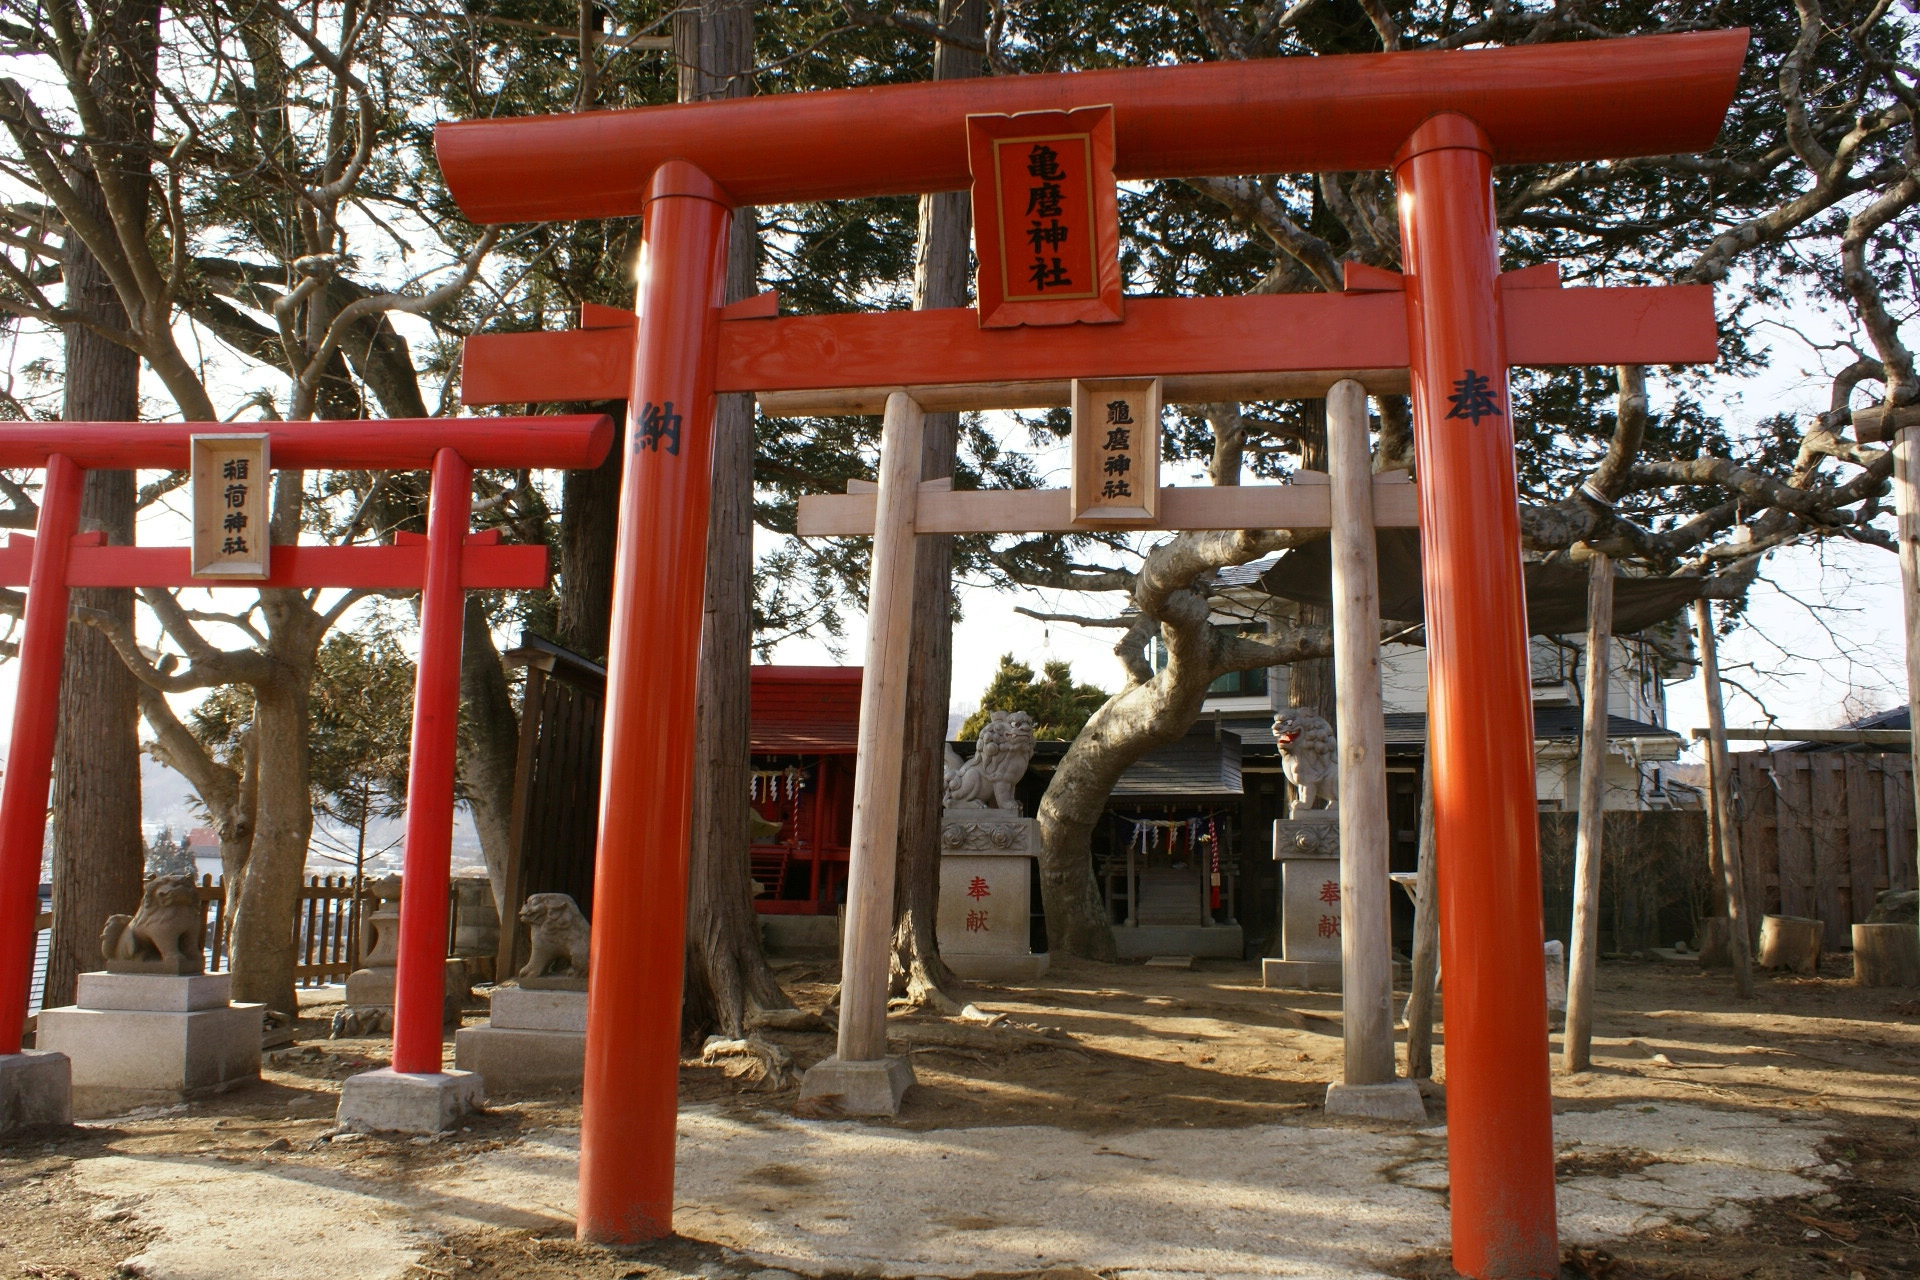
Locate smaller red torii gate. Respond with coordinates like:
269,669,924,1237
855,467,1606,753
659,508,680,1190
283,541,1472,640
0,416,612,1081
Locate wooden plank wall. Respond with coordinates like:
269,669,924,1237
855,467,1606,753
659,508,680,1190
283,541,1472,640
1732,751,1916,950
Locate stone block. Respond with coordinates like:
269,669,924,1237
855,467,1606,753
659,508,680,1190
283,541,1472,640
489,987,586,1033
944,953,1050,983
1262,957,1341,991
76,971,232,1013
336,1067,482,1134
1279,854,1343,965
36,1003,261,1115
761,914,841,955
1324,1079,1428,1124
797,1055,914,1116
938,815,1039,962
0,1050,71,1134
343,959,468,1026
454,1025,583,1091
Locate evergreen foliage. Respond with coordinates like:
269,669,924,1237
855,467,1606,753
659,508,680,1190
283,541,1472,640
959,655,1109,741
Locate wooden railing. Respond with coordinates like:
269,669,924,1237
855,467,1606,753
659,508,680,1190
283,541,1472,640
30,874,489,1010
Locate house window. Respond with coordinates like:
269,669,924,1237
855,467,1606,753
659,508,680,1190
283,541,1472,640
1147,633,1271,697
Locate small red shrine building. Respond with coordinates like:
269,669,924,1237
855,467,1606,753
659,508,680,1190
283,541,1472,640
748,666,859,916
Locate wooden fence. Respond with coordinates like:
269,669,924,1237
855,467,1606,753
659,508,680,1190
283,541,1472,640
1732,750,1917,951
1540,810,1711,954
30,874,489,1012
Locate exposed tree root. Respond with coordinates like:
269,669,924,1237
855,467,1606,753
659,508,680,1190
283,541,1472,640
700,1034,796,1089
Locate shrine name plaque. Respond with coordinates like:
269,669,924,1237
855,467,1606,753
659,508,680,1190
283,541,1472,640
1070,376,1160,525
965,106,1122,329
190,434,271,579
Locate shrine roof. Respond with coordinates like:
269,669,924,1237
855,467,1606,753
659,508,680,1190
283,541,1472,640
751,665,863,755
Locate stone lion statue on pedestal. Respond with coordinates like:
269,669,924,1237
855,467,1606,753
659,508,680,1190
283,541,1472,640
516,893,590,988
101,874,204,974
943,709,1037,814
1273,708,1339,812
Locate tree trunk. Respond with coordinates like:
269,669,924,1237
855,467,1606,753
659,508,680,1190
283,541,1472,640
891,0,985,1009
459,596,519,916
225,674,313,1016
44,58,152,1005
1286,400,1336,744
556,414,624,661
680,0,794,1043
1037,594,1223,960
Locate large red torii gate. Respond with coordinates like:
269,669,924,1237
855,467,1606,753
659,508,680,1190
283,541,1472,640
439,30,1748,1279
0,417,612,1087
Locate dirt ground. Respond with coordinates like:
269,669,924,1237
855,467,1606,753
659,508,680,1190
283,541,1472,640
3,953,1919,1280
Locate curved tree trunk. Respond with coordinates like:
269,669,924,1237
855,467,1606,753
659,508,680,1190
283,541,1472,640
458,597,519,915
226,674,314,1016
679,0,796,1043
891,0,986,1010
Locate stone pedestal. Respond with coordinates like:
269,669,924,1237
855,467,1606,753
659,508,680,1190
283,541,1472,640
1325,1079,1428,1123
336,1067,483,1134
797,1055,915,1116
0,1050,71,1134
937,808,1048,982
1263,812,1343,990
339,958,471,1034
36,972,260,1116
453,987,585,1091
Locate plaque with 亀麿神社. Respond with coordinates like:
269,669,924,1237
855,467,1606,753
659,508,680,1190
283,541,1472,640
1070,377,1160,525
190,434,271,579
965,106,1122,329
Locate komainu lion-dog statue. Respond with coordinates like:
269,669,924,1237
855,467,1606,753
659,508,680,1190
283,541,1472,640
1272,708,1339,812
101,874,205,974
516,892,591,989
943,709,1038,815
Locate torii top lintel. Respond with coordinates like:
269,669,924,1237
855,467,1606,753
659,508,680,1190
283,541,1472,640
435,30,1749,223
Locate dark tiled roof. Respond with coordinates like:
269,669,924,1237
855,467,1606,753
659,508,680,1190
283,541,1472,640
1219,708,1678,756
1111,727,1243,799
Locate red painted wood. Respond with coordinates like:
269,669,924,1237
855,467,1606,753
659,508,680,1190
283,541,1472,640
461,285,1716,406
1396,115,1558,1276
391,448,472,1074
436,30,1748,220
0,455,82,1053
0,540,547,590
749,665,863,754
578,161,731,1245
967,107,1124,328
0,415,613,470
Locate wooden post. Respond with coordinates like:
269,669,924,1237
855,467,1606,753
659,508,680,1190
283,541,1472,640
1562,550,1613,1072
1404,756,1439,1078
1327,378,1394,1086
1894,424,1920,914
832,392,925,1065
1694,597,1756,998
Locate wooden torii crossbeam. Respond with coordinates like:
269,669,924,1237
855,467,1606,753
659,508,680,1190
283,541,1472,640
443,29,1747,1279
0,417,612,1097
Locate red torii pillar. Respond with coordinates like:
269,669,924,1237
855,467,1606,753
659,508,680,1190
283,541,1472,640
0,419,610,1097
436,31,1748,1278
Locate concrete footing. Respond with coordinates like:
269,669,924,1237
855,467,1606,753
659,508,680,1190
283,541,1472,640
1324,1079,1428,1124
1262,957,1342,991
35,972,261,1117
453,987,585,1092
336,1067,483,1134
0,1050,72,1134
797,1055,914,1116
